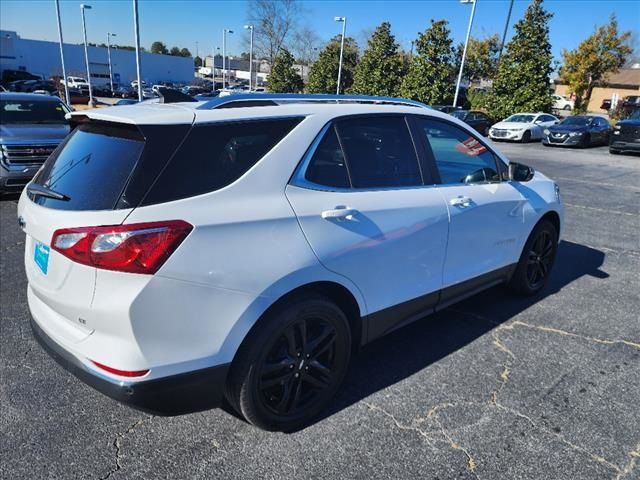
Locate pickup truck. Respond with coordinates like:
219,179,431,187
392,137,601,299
60,76,90,94
0,92,71,193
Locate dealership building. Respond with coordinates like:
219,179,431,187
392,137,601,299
0,30,194,86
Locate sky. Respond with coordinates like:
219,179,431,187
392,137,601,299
1,0,639,63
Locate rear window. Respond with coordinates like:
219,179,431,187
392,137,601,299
141,117,302,205
31,123,144,210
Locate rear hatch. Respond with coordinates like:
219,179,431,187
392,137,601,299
18,117,192,342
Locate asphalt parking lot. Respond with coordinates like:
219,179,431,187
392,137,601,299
1,142,638,480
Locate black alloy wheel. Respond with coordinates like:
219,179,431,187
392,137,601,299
521,130,531,143
526,229,555,290
508,219,558,296
226,294,351,431
258,316,339,417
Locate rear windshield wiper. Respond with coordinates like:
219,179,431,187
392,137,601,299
27,183,71,201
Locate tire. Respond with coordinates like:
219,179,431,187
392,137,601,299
521,130,531,143
609,147,620,155
507,219,558,296
563,104,571,110
225,294,352,432
581,134,591,148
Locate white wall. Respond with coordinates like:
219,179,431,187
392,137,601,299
1,30,194,85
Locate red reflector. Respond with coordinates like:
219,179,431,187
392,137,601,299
91,360,149,378
51,220,192,274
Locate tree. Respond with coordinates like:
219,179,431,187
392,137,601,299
399,20,456,104
307,36,359,93
151,41,168,55
351,22,407,96
180,47,192,58
246,0,301,65
268,48,303,92
484,0,554,120
291,26,321,65
194,56,203,68
560,16,632,112
170,46,181,56
455,34,501,84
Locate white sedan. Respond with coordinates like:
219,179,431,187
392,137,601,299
489,113,559,142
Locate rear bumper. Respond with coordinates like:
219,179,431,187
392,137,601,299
30,315,230,415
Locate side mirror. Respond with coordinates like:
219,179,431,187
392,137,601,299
508,162,535,182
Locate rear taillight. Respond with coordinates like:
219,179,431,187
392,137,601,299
51,220,192,274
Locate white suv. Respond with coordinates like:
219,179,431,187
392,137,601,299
18,95,563,431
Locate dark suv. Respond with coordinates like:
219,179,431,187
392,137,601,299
610,109,640,155
0,93,71,193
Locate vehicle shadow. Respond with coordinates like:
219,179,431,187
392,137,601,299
307,239,607,429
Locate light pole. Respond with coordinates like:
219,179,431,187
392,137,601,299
80,4,93,105
107,32,116,93
244,24,254,91
54,0,70,105
132,0,142,102
453,0,477,108
222,28,233,89
498,0,514,62
334,16,346,95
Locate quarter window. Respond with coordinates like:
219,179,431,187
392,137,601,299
336,116,422,188
142,117,302,205
304,126,350,188
417,118,501,185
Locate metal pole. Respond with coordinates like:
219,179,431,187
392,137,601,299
453,0,477,107
54,0,70,105
107,33,115,93
80,4,93,105
249,26,254,91
132,0,142,102
212,47,216,92
336,17,346,95
498,0,514,62
222,30,226,89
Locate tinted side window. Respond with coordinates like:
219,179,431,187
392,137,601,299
305,126,350,188
336,116,422,188
417,118,501,185
143,117,302,205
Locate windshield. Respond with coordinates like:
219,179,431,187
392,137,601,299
505,114,535,123
0,99,69,124
450,110,467,119
560,116,591,126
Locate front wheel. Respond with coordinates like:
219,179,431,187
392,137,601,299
521,130,531,143
226,294,352,431
508,220,558,296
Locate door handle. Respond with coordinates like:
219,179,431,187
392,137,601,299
449,196,473,208
321,207,357,220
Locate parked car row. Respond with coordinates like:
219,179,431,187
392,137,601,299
436,103,639,154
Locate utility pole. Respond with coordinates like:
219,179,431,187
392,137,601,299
498,0,514,62
132,0,143,101
107,32,116,93
453,0,477,108
54,0,70,105
244,25,254,91
80,4,93,105
334,16,347,95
